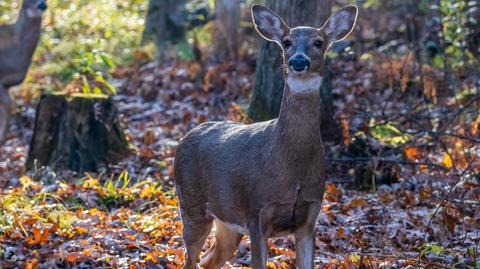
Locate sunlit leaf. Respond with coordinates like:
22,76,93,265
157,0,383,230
404,146,421,161
443,153,454,168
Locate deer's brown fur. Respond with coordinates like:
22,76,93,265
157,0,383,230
0,0,46,143
174,5,357,269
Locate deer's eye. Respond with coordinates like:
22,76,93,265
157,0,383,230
314,40,323,48
283,40,292,48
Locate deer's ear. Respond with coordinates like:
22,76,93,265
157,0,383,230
320,5,358,44
251,5,289,44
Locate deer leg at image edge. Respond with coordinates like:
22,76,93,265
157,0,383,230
0,85,12,143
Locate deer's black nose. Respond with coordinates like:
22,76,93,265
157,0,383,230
288,55,311,72
38,2,47,11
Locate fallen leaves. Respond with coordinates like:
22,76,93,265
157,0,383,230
27,227,50,246
404,146,421,161
1,41,479,269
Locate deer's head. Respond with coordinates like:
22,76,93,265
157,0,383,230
24,0,48,17
252,5,357,81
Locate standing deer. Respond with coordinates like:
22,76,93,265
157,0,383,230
0,0,47,143
174,5,357,269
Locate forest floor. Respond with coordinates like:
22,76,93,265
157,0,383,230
0,52,479,269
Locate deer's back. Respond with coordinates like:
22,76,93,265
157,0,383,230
175,120,277,187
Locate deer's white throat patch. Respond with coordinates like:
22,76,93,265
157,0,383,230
27,8,42,18
287,75,323,94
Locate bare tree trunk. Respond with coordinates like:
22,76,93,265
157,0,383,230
214,0,241,61
405,0,426,100
142,0,186,59
466,0,480,56
248,0,340,142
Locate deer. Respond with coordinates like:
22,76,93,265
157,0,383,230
0,0,47,143
174,4,357,269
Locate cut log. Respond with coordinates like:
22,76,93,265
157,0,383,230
26,94,131,172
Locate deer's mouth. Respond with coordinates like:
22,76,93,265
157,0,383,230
289,66,309,77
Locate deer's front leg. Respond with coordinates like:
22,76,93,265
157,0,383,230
295,203,321,269
0,86,12,143
249,219,268,269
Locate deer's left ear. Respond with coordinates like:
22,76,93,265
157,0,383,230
251,5,289,45
320,5,358,44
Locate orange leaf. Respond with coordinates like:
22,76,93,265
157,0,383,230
197,114,207,124
336,227,346,238
82,245,95,256
404,146,421,161
325,183,342,201
143,129,155,145
27,227,49,245
65,253,80,263
25,258,39,269
75,226,88,235
443,153,453,168
349,198,367,208
144,252,158,263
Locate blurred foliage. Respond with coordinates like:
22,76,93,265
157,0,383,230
0,0,149,86
433,0,475,69
73,50,117,95
370,123,411,147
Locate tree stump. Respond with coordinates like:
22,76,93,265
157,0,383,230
26,94,131,172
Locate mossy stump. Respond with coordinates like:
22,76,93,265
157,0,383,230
26,94,131,172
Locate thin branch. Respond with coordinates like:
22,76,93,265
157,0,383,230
422,159,475,243
328,156,449,171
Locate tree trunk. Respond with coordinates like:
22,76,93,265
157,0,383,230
466,0,480,55
142,0,186,59
213,0,241,61
26,94,131,172
248,0,341,142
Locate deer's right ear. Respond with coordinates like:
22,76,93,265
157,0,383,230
251,5,288,44
320,5,358,45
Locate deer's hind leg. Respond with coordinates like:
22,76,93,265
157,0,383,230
0,85,12,144
178,190,213,269
182,218,213,269
200,219,243,269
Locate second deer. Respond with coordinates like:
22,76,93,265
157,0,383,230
174,4,357,269
0,0,47,143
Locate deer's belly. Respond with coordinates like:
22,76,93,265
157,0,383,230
265,201,318,237
207,201,319,237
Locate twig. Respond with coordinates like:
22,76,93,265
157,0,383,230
447,198,480,206
422,159,475,243
327,156,449,171
355,252,453,269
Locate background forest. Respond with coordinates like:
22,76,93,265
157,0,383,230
0,0,479,268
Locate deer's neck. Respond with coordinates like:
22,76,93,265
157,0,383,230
274,75,323,156
12,5,42,67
